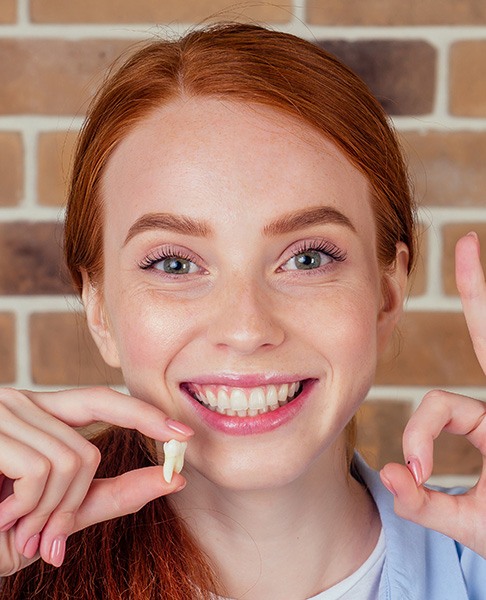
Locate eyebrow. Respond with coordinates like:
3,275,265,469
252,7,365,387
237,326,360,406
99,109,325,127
124,205,356,246
124,213,213,246
263,206,356,236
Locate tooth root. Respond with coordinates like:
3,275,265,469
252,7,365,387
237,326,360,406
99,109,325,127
174,442,187,474
163,440,188,483
163,457,176,483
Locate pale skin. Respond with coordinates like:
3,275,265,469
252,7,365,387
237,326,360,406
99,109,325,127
0,99,484,598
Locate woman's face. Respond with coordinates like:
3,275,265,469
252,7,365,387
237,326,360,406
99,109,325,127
88,98,406,490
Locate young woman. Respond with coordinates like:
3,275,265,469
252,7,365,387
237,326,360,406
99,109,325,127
0,23,485,599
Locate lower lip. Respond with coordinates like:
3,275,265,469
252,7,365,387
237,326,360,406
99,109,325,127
182,380,315,436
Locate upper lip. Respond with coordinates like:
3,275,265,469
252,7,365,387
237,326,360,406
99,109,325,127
180,373,311,387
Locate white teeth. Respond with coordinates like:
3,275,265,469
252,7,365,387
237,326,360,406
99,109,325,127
163,439,188,484
217,389,231,410
230,388,249,411
190,381,304,417
277,383,289,403
267,385,278,408
206,389,218,407
249,387,266,410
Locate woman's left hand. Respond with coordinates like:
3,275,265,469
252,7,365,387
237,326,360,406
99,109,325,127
380,232,486,558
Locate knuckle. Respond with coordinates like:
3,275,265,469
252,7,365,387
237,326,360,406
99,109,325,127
26,455,51,481
422,389,444,405
55,450,82,478
0,387,26,411
80,441,101,471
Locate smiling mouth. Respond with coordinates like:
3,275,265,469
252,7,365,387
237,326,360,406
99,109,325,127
182,381,305,417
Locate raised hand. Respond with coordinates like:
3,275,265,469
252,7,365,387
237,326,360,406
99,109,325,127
380,232,486,557
0,387,193,575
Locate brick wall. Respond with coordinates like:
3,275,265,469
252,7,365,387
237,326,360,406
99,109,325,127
1,0,485,485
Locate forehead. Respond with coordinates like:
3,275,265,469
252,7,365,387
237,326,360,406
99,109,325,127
101,97,373,235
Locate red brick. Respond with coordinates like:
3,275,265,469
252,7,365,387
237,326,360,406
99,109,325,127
0,1,16,23
402,131,486,207
357,398,482,476
0,313,16,383
30,0,291,24
0,222,72,295
450,41,486,117
317,40,436,115
38,131,78,206
0,132,23,206
408,223,427,297
433,430,482,476
356,400,412,469
377,312,484,386
30,312,124,386
0,39,133,115
308,0,486,25
442,224,486,296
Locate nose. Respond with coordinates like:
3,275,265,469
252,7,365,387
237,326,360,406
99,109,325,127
206,275,285,355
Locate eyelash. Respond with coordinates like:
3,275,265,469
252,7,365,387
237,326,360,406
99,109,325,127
138,246,199,271
288,240,347,264
138,240,347,273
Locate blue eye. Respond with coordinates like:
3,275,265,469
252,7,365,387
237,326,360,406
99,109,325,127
154,257,198,274
283,250,331,271
281,241,346,272
139,248,200,275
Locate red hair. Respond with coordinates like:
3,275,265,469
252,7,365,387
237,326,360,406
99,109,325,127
2,22,415,599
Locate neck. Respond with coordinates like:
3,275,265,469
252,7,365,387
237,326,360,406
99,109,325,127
170,447,380,600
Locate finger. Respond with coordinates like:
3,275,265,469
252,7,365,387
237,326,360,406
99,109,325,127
402,390,486,484
380,462,484,553
0,438,49,531
14,438,101,561
23,388,194,441
71,467,186,534
455,233,486,372
0,402,102,564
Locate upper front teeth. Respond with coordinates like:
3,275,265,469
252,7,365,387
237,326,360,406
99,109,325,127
189,381,302,416
163,439,188,483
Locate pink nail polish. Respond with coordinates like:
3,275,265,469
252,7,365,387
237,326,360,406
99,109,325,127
23,533,40,559
381,474,397,496
166,419,194,437
407,456,423,486
49,535,67,567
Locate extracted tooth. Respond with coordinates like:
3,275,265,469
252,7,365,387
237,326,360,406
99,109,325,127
163,439,188,483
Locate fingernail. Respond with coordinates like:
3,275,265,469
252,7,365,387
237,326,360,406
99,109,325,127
466,231,479,240
23,533,40,559
381,474,397,497
0,519,17,532
50,535,67,567
166,419,194,437
407,456,423,486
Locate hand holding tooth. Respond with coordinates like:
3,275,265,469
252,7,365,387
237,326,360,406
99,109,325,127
163,439,188,483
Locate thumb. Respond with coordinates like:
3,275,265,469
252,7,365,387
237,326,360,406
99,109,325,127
380,462,466,542
72,466,185,533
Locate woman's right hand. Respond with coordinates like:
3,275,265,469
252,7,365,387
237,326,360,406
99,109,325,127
0,387,193,576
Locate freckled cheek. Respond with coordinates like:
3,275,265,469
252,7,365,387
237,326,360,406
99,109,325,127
109,297,198,371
